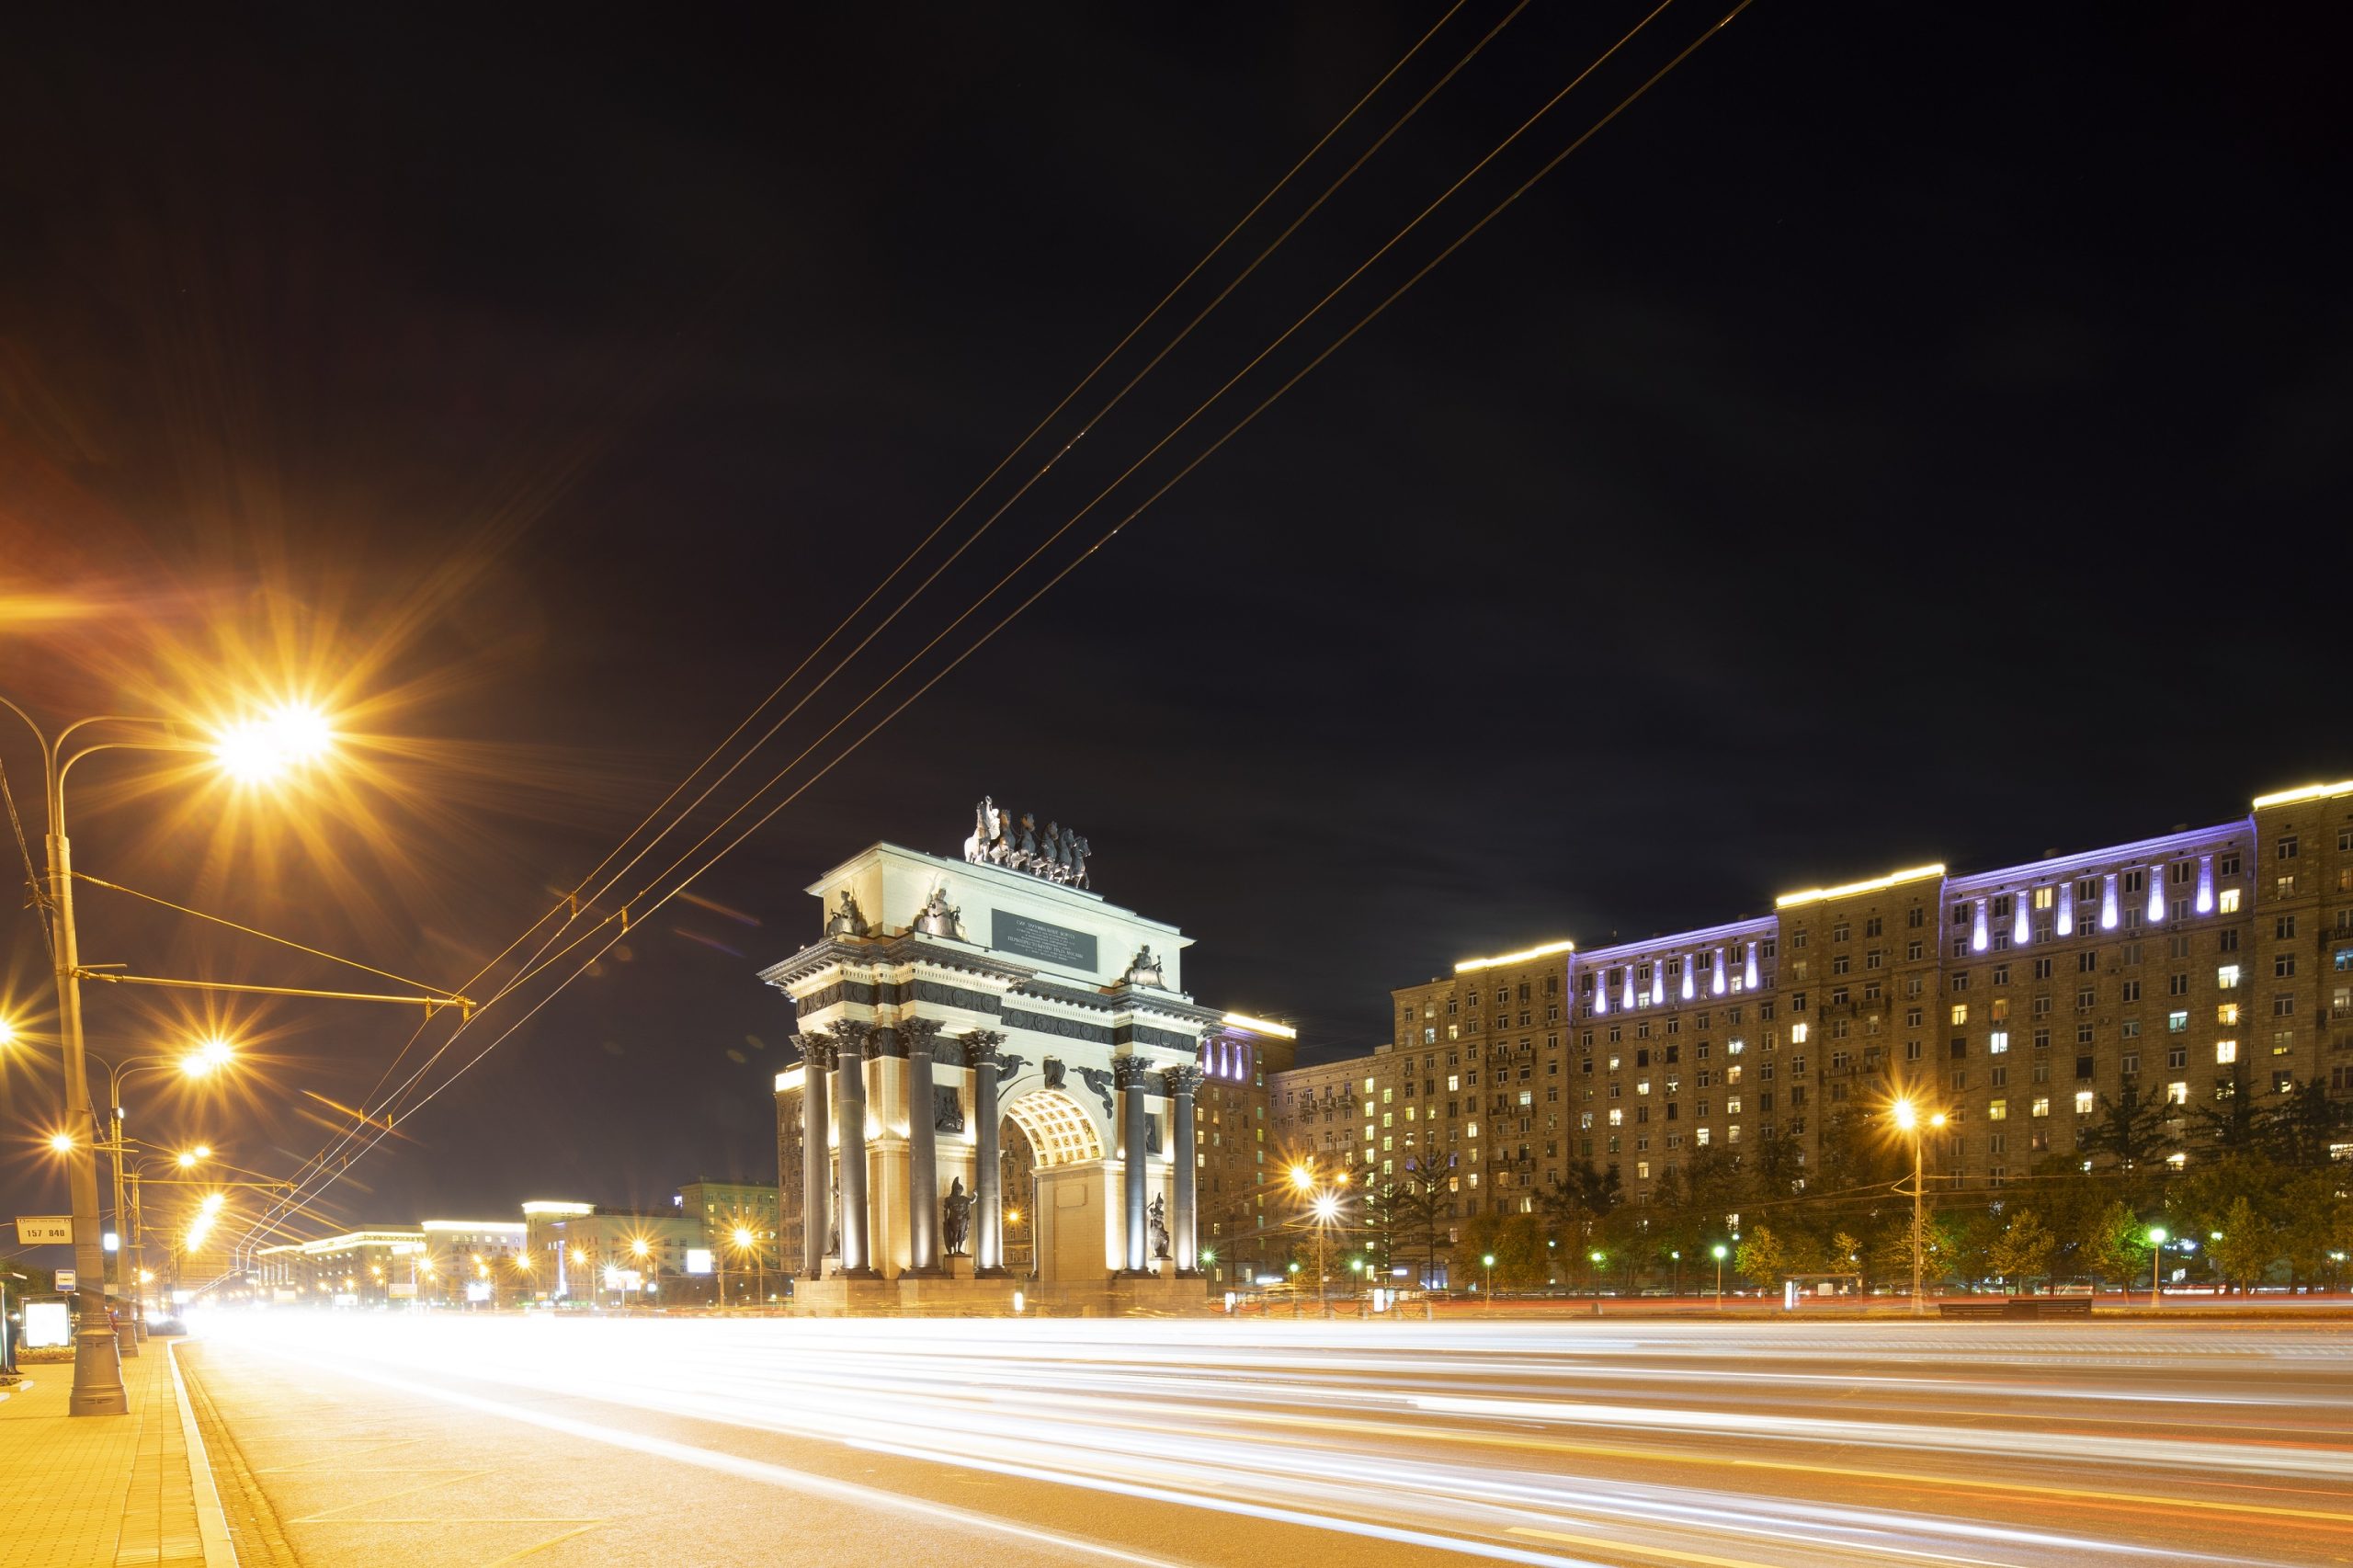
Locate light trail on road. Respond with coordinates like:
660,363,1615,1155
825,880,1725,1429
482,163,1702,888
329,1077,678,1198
199,1313,2353,1567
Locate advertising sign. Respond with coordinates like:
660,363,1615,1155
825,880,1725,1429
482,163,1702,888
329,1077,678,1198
685,1248,713,1276
54,1269,75,1291
23,1300,72,1349
14,1216,72,1245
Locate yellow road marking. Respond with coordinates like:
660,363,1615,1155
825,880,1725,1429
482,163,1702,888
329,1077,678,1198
290,1468,499,1522
483,1524,604,1565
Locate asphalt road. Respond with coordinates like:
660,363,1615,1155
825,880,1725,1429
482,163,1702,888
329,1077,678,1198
181,1313,2353,1567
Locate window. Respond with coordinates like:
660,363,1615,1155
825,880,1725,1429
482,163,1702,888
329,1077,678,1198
2121,980,2142,1003
2277,952,2299,979
1989,1030,2009,1053
2074,1090,2096,1115
1988,1097,2006,1120
1950,1004,1969,1026
2278,836,2300,860
2030,1096,2050,1118
2215,1040,2237,1064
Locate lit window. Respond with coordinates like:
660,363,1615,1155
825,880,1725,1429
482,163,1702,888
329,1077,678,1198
2030,1096,2051,1118
2215,1040,2237,1064
2218,1003,2240,1026
2074,1090,2096,1115
1950,1004,1969,1026
1988,1097,2007,1120
1791,1023,1809,1044
1988,1030,2009,1053
2167,1012,2188,1033
2219,889,2241,914
2217,965,2240,990
2166,1081,2188,1105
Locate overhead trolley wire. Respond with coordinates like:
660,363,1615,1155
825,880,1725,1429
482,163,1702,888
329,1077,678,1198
239,3,1487,1253
243,0,1759,1233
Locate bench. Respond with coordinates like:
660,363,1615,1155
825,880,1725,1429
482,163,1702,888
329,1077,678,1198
1938,1296,2095,1320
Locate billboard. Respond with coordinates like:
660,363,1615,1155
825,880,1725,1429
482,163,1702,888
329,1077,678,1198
23,1300,72,1349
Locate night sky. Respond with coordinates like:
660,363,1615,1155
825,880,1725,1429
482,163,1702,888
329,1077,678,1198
2,6,2343,1236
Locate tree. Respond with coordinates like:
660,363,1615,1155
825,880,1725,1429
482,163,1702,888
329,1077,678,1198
1453,1209,1549,1290
2274,1169,2353,1293
2079,1199,2152,1293
1538,1161,1621,1267
2207,1196,2278,1295
1734,1224,1787,1289
1986,1210,2058,1294
2077,1090,2177,1202
1747,1134,1807,1203
1394,1164,1455,1289
2188,1064,2264,1159
2266,1079,2353,1169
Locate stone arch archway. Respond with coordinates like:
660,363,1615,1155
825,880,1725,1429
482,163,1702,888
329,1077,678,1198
1000,1088,1108,1281
1003,1088,1105,1168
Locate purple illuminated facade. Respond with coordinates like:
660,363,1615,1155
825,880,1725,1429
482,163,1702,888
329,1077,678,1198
1343,782,2353,1221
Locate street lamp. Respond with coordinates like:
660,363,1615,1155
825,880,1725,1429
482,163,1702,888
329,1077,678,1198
1482,1252,1496,1308
1891,1096,1947,1316
1712,1243,1729,1310
1,693,333,1415
97,1040,238,1358
2148,1226,2167,1304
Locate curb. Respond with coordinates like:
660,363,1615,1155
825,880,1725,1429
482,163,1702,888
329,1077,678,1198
169,1342,240,1567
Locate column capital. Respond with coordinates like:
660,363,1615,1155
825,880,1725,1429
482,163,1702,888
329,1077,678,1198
900,1017,945,1059
961,1029,1005,1067
1162,1063,1205,1098
791,1031,839,1072
1111,1052,1154,1091
835,1018,879,1060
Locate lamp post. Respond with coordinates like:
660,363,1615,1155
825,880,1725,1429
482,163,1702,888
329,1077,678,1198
100,1040,235,1355
1670,1249,1682,1299
1482,1252,1495,1309
2148,1226,2167,1306
1289,1161,1348,1321
1891,1096,1947,1317
1712,1243,1728,1310
2,695,331,1415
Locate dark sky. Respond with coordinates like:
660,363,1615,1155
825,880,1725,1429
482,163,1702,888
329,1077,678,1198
2,5,2344,1237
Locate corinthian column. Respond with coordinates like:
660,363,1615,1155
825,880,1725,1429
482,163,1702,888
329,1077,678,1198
901,1017,944,1275
964,1031,1008,1277
1165,1062,1205,1276
791,1032,836,1278
833,1020,879,1278
1113,1053,1154,1275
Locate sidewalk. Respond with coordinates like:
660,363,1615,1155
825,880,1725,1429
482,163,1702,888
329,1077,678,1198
0,1344,233,1567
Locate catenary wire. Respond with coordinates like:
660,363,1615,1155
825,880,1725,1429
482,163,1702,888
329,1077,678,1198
237,2,1762,1236
237,4,1481,1253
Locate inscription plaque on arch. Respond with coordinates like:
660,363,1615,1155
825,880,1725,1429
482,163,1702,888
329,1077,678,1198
993,910,1097,971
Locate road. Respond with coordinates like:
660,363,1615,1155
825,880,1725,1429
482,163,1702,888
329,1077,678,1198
180,1312,2353,1568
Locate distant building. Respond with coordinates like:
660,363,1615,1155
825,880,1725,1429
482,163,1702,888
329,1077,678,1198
1192,1015,1298,1286
522,1200,702,1301
253,1229,426,1306
1270,777,2353,1260
674,1179,781,1288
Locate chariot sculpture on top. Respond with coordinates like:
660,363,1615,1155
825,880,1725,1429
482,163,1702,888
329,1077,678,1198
964,795,1091,889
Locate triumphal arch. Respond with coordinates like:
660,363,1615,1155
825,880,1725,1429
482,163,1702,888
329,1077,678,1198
765,801,1233,1314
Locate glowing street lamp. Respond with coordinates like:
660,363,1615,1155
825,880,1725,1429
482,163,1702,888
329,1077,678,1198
1482,1252,1496,1308
1712,1243,1729,1310
1,690,338,1415
2149,1226,2168,1303
1891,1096,1947,1315
49,1131,76,1154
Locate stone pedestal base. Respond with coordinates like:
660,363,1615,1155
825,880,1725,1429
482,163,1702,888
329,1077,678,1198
787,1272,1210,1318
947,1255,975,1279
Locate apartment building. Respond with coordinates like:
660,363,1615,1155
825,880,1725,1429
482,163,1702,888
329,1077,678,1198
1271,778,2353,1231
